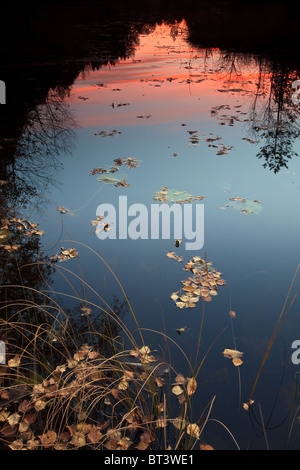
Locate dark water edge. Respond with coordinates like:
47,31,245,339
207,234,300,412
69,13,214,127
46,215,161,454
1,0,300,146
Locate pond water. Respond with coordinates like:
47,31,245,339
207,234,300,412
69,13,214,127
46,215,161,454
2,7,300,450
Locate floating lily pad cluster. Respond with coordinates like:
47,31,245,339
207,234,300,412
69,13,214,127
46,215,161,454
227,197,262,215
50,248,78,262
171,256,226,308
154,187,205,204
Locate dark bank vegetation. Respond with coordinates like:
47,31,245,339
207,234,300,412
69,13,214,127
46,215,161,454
0,216,226,450
1,0,300,451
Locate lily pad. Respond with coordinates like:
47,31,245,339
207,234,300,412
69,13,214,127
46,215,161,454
96,173,127,185
228,199,262,215
154,187,205,204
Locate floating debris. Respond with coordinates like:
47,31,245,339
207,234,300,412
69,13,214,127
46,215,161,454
242,137,260,144
187,129,234,155
0,217,44,249
166,252,183,262
96,176,121,184
50,248,78,262
91,157,141,176
114,179,130,188
227,198,262,215
154,187,205,204
176,326,187,335
56,206,68,214
93,129,122,137
222,348,243,367
171,256,226,309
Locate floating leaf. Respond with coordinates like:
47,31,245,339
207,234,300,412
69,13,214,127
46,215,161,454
166,252,183,262
172,385,184,396
156,417,167,428
8,439,24,450
175,374,187,384
223,348,243,366
173,417,188,430
243,399,254,411
7,413,21,426
200,443,214,450
39,430,57,448
228,198,262,215
187,377,197,396
8,355,21,367
154,187,198,204
3,244,19,252
87,425,103,444
70,431,86,448
176,326,187,335
186,423,200,439
97,176,121,184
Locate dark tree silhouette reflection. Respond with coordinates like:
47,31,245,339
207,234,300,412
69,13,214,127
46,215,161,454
0,87,77,208
250,69,300,173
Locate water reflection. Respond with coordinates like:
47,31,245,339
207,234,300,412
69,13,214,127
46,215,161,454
0,88,77,209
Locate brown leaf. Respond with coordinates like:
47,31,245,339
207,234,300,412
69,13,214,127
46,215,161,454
18,400,33,414
173,417,188,430
229,310,236,318
187,377,197,396
8,439,23,450
232,357,243,367
26,438,40,450
186,423,200,439
8,355,21,367
0,423,18,438
23,412,37,426
172,385,184,396
200,443,214,450
70,431,86,448
175,374,187,384
117,437,132,449
156,417,167,428
87,425,103,444
39,430,57,448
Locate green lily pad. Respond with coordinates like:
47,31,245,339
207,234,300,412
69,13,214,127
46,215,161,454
228,199,262,215
154,188,194,203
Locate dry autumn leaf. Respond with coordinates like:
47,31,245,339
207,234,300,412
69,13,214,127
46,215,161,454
229,310,236,318
70,431,86,448
172,385,184,396
8,439,23,450
8,355,21,367
4,244,19,252
186,423,200,439
7,413,21,426
200,443,214,450
172,417,188,430
156,417,167,428
87,425,103,444
175,374,187,384
187,377,197,396
222,348,243,366
39,430,57,448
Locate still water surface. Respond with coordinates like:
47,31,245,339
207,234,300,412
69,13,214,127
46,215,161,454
3,18,300,449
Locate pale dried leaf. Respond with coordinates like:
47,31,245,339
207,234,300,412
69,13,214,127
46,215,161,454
186,423,200,439
187,377,197,396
